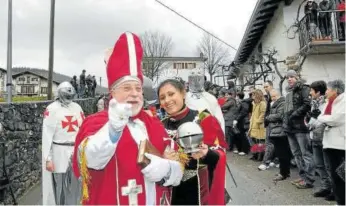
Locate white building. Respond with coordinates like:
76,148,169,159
143,55,207,87
234,0,345,95
0,67,108,97
0,68,6,96
12,71,59,96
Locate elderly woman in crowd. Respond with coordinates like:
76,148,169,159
318,79,345,205
248,89,267,161
265,89,291,181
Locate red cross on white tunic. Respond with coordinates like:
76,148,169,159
61,116,78,132
43,109,49,118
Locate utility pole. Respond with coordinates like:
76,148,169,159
99,77,102,87
47,0,55,100
6,0,13,103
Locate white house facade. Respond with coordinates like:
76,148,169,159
234,0,345,95
13,72,59,96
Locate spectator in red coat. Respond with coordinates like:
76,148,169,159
217,88,228,107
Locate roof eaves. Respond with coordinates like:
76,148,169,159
234,0,281,64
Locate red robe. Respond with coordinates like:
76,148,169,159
72,110,173,205
200,114,227,205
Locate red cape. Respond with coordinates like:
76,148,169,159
72,110,172,205
200,114,227,205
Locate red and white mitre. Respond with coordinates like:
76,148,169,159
106,32,144,89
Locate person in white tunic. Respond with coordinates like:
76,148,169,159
185,72,225,134
42,81,85,205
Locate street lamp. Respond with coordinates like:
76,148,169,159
6,0,13,103
47,0,55,100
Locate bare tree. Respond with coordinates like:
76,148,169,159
197,33,229,83
238,55,273,91
140,31,173,82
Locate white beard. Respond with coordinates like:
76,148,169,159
131,101,144,116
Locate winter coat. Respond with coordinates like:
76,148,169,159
319,0,335,18
243,98,253,131
234,99,250,131
266,97,286,138
338,2,345,22
304,1,319,24
249,101,266,140
283,80,311,133
308,96,326,142
222,97,239,127
318,93,345,151
264,92,272,127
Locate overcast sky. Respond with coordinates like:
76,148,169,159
0,0,257,87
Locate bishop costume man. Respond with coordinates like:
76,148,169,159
72,32,183,205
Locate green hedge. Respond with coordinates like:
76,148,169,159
0,96,48,102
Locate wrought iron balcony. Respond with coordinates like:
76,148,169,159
299,10,345,55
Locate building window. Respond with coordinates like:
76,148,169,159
18,77,25,81
187,63,196,69
173,62,197,69
27,76,31,84
28,86,34,93
41,87,48,94
21,86,35,94
21,86,27,94
32,77,38,81
173,63,183,69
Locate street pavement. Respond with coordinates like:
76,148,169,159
18,152,336,205
226,152,335,205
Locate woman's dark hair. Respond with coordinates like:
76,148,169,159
310,80,327,95
237,92,245,100
157,79,185,97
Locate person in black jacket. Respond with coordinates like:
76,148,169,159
283,70,315,189
222,92,238,151
304,0,319,39
266,90,291,181
233,92,251,155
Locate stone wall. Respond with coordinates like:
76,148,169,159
0,98,98,204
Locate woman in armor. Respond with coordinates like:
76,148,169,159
157,79,227,205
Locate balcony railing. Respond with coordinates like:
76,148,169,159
299,10,345,54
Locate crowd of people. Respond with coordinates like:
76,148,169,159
213,72,345,205
305,0,345,41
70,70,98,98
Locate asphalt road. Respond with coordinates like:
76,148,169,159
226,152,335,205
18,152,336,205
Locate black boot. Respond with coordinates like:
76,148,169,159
324,193,335,201
250,153,258,160
313,189,331,197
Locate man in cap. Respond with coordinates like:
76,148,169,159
283,70,315,189
185,72,225,134
42,81,85,205
72,32,183,205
